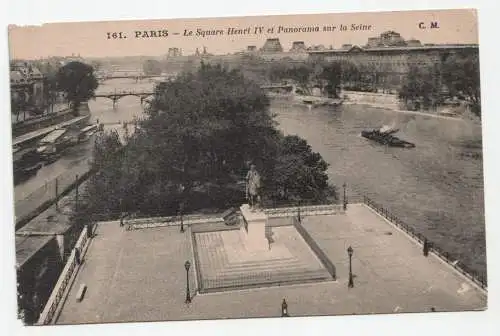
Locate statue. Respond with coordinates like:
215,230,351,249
246,164,261,210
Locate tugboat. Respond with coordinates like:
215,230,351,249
361,125,415,148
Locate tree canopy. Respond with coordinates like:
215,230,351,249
441,53,481,117
143,59,163,76
398,64,441,110
84,62,334,218
55,61,98,114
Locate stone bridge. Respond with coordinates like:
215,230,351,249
94,90,155,108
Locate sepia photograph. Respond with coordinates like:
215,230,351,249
7,8,487,327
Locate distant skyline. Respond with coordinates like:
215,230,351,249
8,9,478,60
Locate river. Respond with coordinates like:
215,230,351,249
272,98,486,275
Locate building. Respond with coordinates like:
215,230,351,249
16,235,64,325
167,48,182,57
15,187,86,325
260,38,284,53
308,31,479,90
289,41,307,53
10,62,46,113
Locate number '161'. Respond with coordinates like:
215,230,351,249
107,32,126,39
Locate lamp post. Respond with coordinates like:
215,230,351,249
179,184,185,233
347,246,354,288
281,298,289,317
180,202,185,233
343,183,347,211
184,260,191,303
297,200,301,223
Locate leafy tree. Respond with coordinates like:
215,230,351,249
340,61,361,89
267,135,331,202
85,130,124,216
318,62,342,97
286,64,314,94
441,53,481,117
82,63,335,217
398,64,441,110
55,61,98,115
143,59,163,76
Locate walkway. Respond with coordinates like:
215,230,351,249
13,114,90,147
55,204,486,324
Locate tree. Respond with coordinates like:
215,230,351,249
55,61,98,115
83,63,334,217
442,53,481,118
398,64,441,110
286,64,314,94
268,135,331,202
143,59,163,76
340,61,363,90
318,62,342,97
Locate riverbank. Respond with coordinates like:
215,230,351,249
342,90,480,124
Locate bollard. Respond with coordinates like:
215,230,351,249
281,299,289,317
423,238,429,257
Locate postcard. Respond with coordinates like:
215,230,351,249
8,8,486,326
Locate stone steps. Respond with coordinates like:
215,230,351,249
201,268,331,292
194,227,334,293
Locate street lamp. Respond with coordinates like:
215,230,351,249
281,298,289,317
343,183,347,211
184,260,191,303
179,203,185,233
297,200,301,223
347,246,354,288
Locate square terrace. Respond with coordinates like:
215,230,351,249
193,225,332,293
54,204,486,325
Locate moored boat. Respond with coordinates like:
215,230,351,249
361,128,415,148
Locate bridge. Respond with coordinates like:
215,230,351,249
96,74,167,82
94,90,155,108
96,71,177,82
94,84,295,108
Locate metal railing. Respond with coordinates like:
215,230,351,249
15,165,93,229
264,204,344,218
37,226,90,325
362,195,487,290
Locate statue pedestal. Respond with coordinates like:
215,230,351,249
239,204,268,252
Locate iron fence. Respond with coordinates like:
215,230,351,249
362,195,487,290
37,226,89,325
15,164,92,227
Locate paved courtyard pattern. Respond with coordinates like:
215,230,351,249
194,227,331,292
56,204,486,324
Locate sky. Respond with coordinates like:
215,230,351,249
8,8,479,60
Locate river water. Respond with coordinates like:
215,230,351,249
87,79,486,275
272,98,486,275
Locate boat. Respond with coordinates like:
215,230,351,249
77,124,99,143
36,128,73,162
361,127,415,148
13,146,43,184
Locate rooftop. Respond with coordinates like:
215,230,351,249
16,235,55,268
53,203,486,324
309,44,479,54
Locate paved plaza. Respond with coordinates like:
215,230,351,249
55,204,486,325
